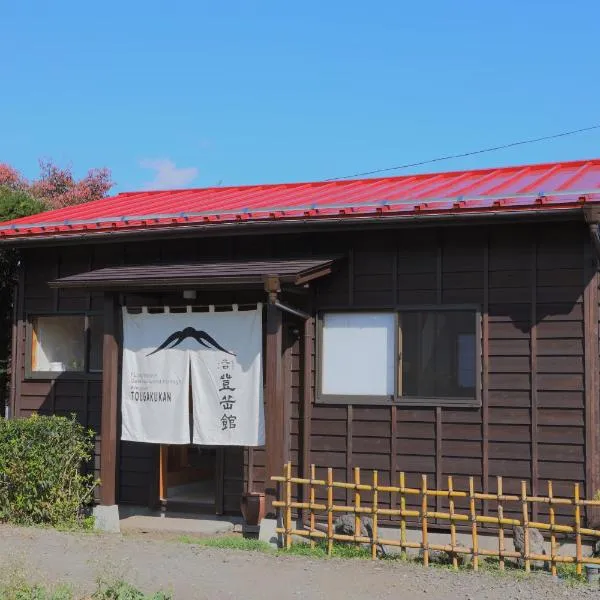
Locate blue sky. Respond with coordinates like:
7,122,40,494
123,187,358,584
1,1,599,193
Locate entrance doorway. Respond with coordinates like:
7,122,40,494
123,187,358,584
159,445,224,513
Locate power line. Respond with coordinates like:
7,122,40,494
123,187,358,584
326,124,600,181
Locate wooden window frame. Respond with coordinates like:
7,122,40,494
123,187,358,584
316,305,482,408
25,311,103,381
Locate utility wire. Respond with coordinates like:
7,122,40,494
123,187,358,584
326,124,600,181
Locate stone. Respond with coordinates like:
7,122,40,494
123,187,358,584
258,517,280,548
333,514,388,555
512,525,546,569
334,514,370,537
93,504,120,533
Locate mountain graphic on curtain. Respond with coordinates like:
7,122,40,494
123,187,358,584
147,327,234,356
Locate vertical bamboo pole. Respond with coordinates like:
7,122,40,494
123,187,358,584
354,467,361,546
548,480,556,577
399,471,407,556
521,480,530,573
309,464,316,549
285,461,292,550
575,483,582,576
327,467,333,556
448,475,458,570
469,477,478,571
372,470,378,560
421,474,429,567
497,476,505,572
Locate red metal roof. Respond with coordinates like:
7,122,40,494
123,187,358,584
2,158,600,240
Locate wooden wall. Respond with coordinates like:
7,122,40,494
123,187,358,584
11,219,598,521
298,221,597,524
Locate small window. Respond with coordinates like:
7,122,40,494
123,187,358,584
320,313,395,400
29,313,103,376
318,308,479,406
32,315,86,373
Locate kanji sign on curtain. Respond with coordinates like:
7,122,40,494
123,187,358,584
191,308,264,446
121,310,191,444
121,306,264,447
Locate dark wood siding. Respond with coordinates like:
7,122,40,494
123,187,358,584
13,219,597,521
306,221,593,523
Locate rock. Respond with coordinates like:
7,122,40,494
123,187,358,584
333,514,372,537
512,525,546,569
333,514,388,555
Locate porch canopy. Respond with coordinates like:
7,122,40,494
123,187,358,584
49,257,338,290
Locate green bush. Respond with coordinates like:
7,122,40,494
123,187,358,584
0,414,98,528
0,581,170,600
92,581,171,600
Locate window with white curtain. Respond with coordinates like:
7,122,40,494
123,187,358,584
320,313,395,397
318,308,479,406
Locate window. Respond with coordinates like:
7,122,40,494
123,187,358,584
29,314,103,376
318,308,480,406
320,313,395,398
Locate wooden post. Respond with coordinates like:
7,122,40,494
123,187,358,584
301,315,314,520
100,292,118,506
264,281,284,515
530,240,539,522
583,240,600,525
159,445,168,501
482,236,490,515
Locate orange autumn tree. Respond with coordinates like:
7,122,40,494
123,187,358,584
0,160,113,210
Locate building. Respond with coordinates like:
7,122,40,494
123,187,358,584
2,158,600,528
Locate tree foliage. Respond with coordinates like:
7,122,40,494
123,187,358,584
0,159,113,212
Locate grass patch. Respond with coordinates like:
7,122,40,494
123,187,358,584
556,563,587,586
92,580,171,600
0,579,170,600
177,534,592,586
180,535,274,553
282,541,373,559
0,582,73,600
183,535,373,559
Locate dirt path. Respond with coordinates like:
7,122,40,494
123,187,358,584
0,525,598,599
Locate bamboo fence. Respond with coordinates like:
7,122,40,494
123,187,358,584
272,462,600,575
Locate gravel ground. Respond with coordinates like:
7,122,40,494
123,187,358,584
0,525,598,600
